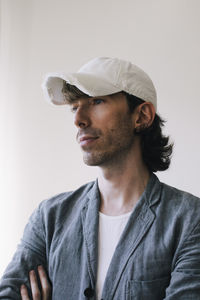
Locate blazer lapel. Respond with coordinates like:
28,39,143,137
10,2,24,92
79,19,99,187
81,180,100,285
101,174,162,299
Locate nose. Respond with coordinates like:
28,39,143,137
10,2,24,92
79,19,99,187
74,106,91,128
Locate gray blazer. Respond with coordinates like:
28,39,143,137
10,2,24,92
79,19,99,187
1,174,200,299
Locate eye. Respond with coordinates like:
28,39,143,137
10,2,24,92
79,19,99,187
92,98,104,105
70,105,78,113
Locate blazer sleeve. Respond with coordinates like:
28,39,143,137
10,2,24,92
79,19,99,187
164,221,200,299
0,204,49,299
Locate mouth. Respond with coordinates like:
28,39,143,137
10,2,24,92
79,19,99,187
78,136,99,147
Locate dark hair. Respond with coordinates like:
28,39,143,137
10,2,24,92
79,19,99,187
62,81,173,172
124,93,173,172
62,82,88,103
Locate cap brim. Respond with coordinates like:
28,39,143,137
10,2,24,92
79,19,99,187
42,72,121,105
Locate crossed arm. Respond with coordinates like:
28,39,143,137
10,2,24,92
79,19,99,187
20,266,51,300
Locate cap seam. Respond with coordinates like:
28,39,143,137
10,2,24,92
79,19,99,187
116,59,122,87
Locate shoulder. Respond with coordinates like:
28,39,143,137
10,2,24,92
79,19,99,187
29,181,96,230
41,180,95,210
160,180,200,207
21,181,97,252
158,179,200,231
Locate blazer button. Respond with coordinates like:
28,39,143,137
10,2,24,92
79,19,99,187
84,287,94,297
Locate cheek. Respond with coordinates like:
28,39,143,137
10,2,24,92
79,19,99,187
91,109,134,137
92,110,111,123
109,114,134,132
105,119,134,143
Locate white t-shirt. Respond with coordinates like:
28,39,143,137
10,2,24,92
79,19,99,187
96,211,132,300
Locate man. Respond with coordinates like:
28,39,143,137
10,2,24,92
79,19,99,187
0,57,200,299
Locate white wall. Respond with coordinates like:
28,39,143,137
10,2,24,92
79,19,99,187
1,0,200,276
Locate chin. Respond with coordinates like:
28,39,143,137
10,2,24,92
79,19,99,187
82,151,115,167
83,153,105,166
83,158,100,166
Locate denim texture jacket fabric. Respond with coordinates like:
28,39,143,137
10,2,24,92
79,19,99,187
1,173,200,299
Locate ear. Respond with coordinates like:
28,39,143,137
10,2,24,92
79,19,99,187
134,102,156,132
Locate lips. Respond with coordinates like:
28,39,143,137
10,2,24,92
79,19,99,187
78,135,99,147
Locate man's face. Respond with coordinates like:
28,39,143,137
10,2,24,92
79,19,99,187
71,92,137,166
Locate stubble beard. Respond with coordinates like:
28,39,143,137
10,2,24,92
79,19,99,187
82,144,134,167
82,121,135,167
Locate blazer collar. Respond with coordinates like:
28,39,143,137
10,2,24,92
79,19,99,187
81,173,162,294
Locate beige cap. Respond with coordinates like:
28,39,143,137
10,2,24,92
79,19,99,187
42,57,157,110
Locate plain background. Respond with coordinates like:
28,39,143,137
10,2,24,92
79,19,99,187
0,0,200,276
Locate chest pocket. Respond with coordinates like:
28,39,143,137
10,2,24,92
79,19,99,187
125,277,170,300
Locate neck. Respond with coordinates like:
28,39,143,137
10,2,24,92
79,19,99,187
97,145,150,216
